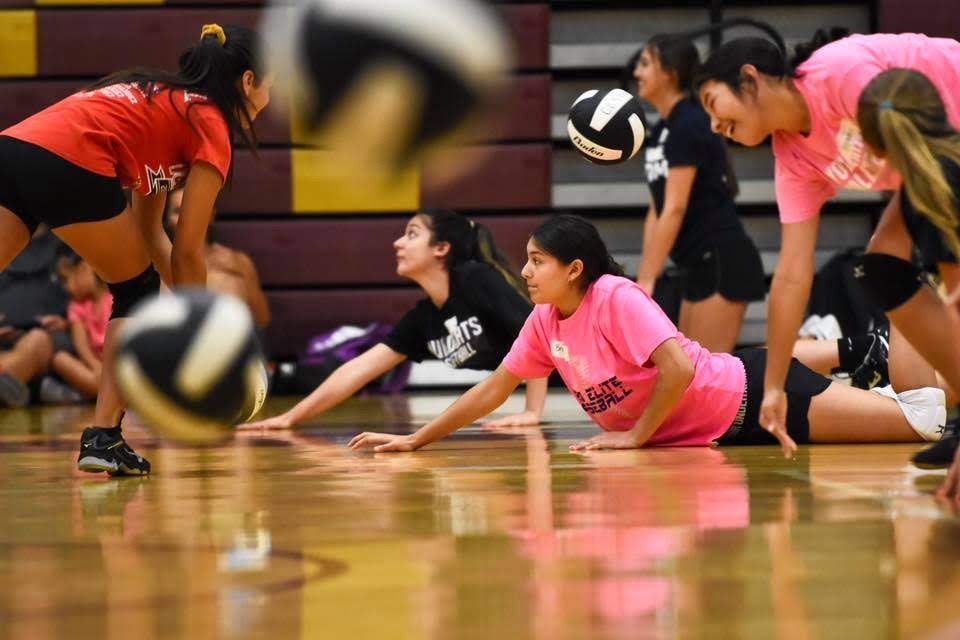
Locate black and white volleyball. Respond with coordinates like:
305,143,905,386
567,88,646,165
264,0,512,173
115,290,268,444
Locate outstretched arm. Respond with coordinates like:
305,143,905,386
349,364,523,452
132,190,172,287
243,343,406,429
482,376,548,428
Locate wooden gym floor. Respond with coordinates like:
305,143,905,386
0,390,958,640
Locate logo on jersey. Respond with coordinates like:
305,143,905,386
550,340,570,362
644,141,669,183
144,164,187,194
427,315,484,368
823,119,887,190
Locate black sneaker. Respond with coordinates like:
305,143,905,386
912,422,959,469
77,427,151,476
851,328,890,390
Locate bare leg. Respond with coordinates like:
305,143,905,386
887,322,938,390
790,339,839,375
0,207,31,271
53,209,152,427
0,329,53,382
808,382,923,443
51,352,100,398
887,287,960,396
678,294,747,353
864,194,960,392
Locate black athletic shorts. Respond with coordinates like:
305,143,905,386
716,347,832,446
681,233,767,303
0,135,127,234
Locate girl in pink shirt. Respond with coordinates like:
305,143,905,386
350,215,946,456
52,254,113,399
693,32,960,443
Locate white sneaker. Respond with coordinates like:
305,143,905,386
800,313,843,340
798,315,823,338
871,385,947,441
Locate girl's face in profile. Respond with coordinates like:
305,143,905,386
521,239,574,305
393,215,445,278
633,47,673,101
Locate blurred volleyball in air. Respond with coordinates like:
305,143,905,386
264,0,513,182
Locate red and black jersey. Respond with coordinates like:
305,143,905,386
3,84,231,195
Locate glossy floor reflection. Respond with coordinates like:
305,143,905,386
0,391,958,640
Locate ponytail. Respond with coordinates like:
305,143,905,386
530,215,624,290
420,209,528,299
859,69,960,259
692,22,848,96
88,24,267,178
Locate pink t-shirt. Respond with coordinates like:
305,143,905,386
773,33,960,223
502,275,745,446
67,293,113,358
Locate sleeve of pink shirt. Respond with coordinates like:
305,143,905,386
66,300,86,325
502,307,555,380
773,146,836,224
598,281,678,366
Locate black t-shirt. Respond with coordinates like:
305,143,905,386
382,261,531,370
643,98,745,264
901,156,960,267
0,231,67,328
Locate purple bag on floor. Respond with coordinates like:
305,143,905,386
284,323,411,394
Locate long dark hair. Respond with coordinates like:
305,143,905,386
530,215,624,290
692,27,850,96
641,33,739,197
419,209,527,298
88,24,266,176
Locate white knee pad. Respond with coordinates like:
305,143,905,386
871,385,947,441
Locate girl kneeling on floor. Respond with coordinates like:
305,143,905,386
350,215,947,457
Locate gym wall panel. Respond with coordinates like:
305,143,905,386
213,215,545,287
0,10,36,77
217,149,292,215
291,149,420,214
28,6,545,77
35,9,257,76
877,0,960,37
502,4,549,70
421,144,551,209
0,79,79,128
265,289,423,356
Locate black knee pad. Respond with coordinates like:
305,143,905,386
854,253,924,311
108,266,161,319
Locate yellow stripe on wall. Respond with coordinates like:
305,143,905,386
36,0,162,4
292,149,420,213
0,10,36,77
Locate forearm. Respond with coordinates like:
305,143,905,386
145,227,174,288
285,360,380,424
764,270,813,391
627,366,693,446
523,377,548,417
637,209,684,282
171,251,207,287
411,368,519,448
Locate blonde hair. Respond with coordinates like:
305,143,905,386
858,68,960,259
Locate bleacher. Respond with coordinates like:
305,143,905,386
0,0,949,358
